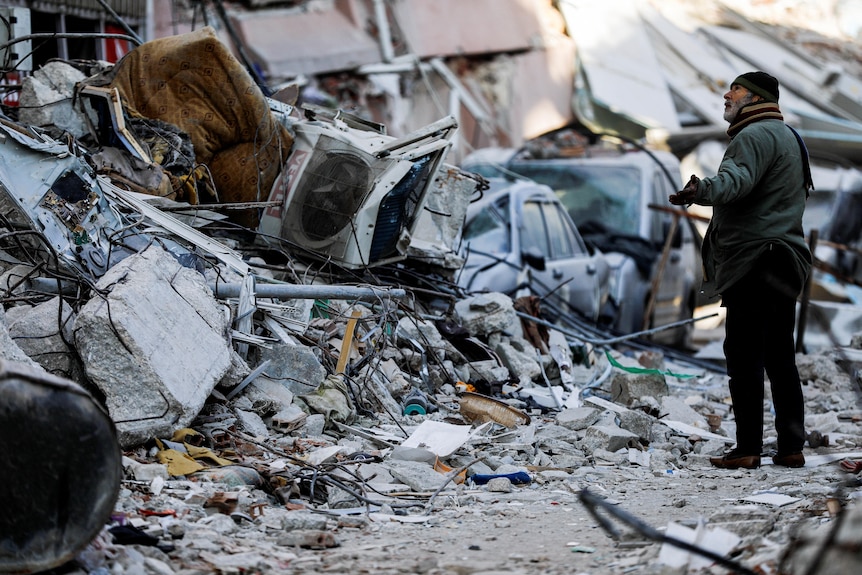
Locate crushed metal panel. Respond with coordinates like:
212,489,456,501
389,0,545,58
640,3,735,128
231,6,381,78
0,118,250,284
559,0,681,134
0,121,145,281
405,164,480,270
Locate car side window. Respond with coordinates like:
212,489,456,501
521,200,587,261
544,201,585,259
463,195,511,254
521,201,549,257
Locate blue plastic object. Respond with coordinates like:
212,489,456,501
467,471,532,485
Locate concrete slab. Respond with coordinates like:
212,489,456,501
74,245,234,447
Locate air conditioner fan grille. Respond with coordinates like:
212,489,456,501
293,152,373,242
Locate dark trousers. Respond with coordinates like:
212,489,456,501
721,267,806,456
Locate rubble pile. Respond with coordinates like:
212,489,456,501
1,25,862,575
3,264,862,574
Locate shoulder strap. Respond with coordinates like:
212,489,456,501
786,124,814,198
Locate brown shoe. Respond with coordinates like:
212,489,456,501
772,453,805,468
710,452,761,469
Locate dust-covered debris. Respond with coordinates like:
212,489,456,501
1,5,862,575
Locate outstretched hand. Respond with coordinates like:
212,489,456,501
669,174,699,206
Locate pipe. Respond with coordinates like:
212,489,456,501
209,282,407,301
95,0,144,45
26,277,407,302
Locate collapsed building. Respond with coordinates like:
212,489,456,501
1,4,862,575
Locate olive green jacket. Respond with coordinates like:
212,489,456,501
693,117,812,299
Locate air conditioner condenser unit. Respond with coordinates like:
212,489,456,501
259,108,457,269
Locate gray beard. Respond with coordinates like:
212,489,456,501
724,93,757,123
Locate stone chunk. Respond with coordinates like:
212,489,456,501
610,370,668,406
383,459,449,492
494,338,541,383
258,343,326,396
18,61,88,137
660,395,709,429
396,317,454,361
7,297,83,382
618,409,654,442
0,308,41,368
281,512,329,531
557,406,601,431
74,246,233,447
580,424,640,453
454,292,520,337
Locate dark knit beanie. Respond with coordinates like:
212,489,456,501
732,71,779,102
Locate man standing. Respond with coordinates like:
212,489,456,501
669,71,813,469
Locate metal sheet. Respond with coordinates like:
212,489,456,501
559,0,681,133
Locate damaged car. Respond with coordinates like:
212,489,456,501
462,132,702,347
458,176,610,323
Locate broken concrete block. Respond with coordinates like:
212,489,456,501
494,338,541,383
618,409,654,442
235,409,269,439
580,424,640,453
384,459,449,492
74,245,234,447
270,405,307,433
487,477,514,492
303,413,326,437
593,448,627,465
781,500,862,575
0,264,37,295
258,343,326,395
464,359,510,384
219,349,251,390
610,370,668,406
659,396,708,429
18,61,88,138
357,462,396,485
0,308,43,369
281,512,329,532
124,460,170,483
7,297,84,382
396,316,454,361
707,506,777,538
327,470,360,509
805,411,842,434
247,376,295,412
277,530,339,549
355,366,403,418
454,292,520,337
556,406,601,431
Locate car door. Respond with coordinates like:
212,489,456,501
519,195,607,320
647,166,696,329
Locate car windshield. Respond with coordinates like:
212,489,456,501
509,164,642,236
463,195,510,254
